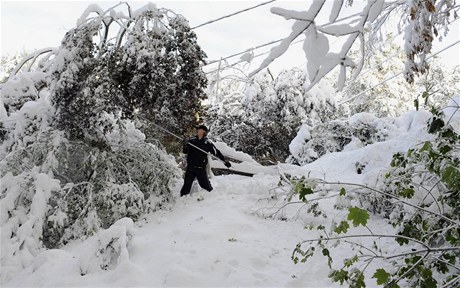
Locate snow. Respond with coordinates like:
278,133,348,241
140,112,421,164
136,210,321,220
249,1,325,77
329,0,343,23
444,94,460,133
288,123,313,161
131,3,158,19
2,108,443,287
4,174,335,287
367,0,385,24
76,4,104,25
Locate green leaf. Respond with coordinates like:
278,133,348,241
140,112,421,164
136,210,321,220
339,187,346,196
439,144,452,154
442,166,460,191
347,207,369,227
399,188,415,198
373,268,391,285
428,117,445,133
422,278,437,288
299,187,314,202
334,220,350,234
344,255,358,268
329,269,349,285
351,269,365,288
293,181,314,202
420,141,432,152
414,98,419,111
420,267,437,288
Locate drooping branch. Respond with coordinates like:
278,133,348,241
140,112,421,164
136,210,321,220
311,179,459,225
8,48,56,80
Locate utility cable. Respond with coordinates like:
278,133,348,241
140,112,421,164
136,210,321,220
205,38,284,67
191,0,277,30
343,16,460,93
339,39,460,105
205,37,305,75
203,11,362,67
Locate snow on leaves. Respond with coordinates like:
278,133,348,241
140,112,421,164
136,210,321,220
251,0,458,90
0,3,199,282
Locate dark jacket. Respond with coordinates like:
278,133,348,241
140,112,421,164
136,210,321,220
183,136,226,167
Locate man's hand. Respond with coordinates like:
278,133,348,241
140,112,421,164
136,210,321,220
224,161,231,168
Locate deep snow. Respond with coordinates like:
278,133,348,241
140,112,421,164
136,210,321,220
4,107,452,287
4,174,337,287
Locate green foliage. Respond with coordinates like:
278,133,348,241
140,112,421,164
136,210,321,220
347,207,369,227
282,174,326,218
334,220,350,234
50,7,207,151
207,69,339,164
373,268,391,285
294,181,315,202
288,105,460,287
329,269,349,285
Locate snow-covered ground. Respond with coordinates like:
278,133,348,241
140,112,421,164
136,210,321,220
3,108,447,287
4,173,337,287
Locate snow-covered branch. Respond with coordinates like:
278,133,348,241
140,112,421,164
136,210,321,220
250,0,459,90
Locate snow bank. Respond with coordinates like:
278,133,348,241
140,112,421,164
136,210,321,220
285,109,434,182
211,141,279,175
3,106,446,287
78,218,135,275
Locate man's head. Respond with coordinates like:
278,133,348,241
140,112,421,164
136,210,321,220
195,124,208,139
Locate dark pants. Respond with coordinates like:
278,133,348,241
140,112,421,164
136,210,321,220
180,166,213,196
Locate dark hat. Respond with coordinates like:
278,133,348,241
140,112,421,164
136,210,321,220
195,124,209,133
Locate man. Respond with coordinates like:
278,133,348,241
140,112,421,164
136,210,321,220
180,124,231,197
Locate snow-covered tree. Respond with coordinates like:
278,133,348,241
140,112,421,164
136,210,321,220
414,60,460,110
0,3,210,281
338,38,460,118
289,98,460,287
0,51,31,83
207,68,338,163
288,112,394,165
49,3,207,146
250,0,459,89
339,39,416,117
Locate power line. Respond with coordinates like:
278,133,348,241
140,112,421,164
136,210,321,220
203,11,362,67
342,16,460,95
204,38,284,67
339,39,460,105
191,0,277,30
205,37,306,75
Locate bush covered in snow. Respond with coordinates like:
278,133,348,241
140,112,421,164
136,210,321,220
288,112,394,165
0,102,179,279
287,97,460,287
0,3,208,282
207,68,338,163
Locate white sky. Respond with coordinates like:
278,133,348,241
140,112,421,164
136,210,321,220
1,0,459,75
